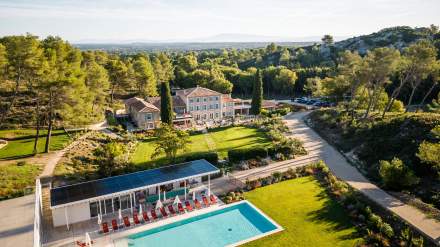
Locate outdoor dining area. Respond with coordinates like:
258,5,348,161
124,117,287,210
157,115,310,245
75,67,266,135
49,159,220,235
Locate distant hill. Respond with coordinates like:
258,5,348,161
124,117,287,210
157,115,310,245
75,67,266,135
334,26,437,54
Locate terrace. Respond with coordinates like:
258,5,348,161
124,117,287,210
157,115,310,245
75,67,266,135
44,159,221,246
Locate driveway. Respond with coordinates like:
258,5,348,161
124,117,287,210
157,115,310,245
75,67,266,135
0,195,35,247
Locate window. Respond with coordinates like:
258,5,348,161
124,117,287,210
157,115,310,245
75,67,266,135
148,123,154,129
209,113,213,119
113,197,120,211
215,104,219,109
120,195,130,210
105,199,113,214
202,105,207,110
145,113,152,121
203,114,207,120
90,202,99,217
189,106,193,111
189,98,194,103
203,97,207,102
196,97,200,102
215,112,219,118
196,106,200,111
215,96,219,101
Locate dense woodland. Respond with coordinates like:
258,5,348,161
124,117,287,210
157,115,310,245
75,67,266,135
0,26,440,152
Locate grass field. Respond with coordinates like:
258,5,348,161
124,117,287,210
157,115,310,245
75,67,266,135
244,176,362,247
131,126,271,167
0,129,71,160
0,162,43,200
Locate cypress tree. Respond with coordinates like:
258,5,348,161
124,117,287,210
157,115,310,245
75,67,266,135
160,81,173,125
250,69,263,115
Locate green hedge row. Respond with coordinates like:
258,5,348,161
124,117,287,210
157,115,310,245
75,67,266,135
228,147,268,163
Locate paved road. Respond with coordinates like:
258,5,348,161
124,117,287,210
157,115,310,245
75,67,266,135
233,111,440,244
0,195,35,247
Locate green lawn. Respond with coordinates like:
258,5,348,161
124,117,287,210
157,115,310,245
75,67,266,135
0,162,43,200
0,129,71,160
244,176,362,247
131,126,271,167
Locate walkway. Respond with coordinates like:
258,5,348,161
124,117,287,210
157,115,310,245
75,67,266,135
0,195,35,247
227,112,440,245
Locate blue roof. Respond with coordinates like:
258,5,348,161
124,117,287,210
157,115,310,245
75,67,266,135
51,159,219,207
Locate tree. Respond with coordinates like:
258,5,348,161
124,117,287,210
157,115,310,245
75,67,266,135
160,81,173,124
266,43,277,53
304,77,323,96
0,43,7,78
274,68,297,95
152,52,174,84
0,34,44,124
427,92,440,113
379,158,419,190
105,58,130,105
152,124,190,163
133,55,157,97
419,61,440,108
321,35,334,46
94,141,127,177
250,69,263,115
404,40,437,111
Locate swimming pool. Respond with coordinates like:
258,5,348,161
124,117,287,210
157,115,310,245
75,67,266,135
114,201,282,247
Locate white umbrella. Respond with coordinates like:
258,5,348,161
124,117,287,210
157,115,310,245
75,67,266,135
173,195,181,205
97,214,102,225
155,200,163,210
192,191,195,201
118,209,122,221
139,204,143,216
158,189,161,201
85,232,93,246
163,191,166,201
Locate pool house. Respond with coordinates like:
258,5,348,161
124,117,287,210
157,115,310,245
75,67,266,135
50,159,219,228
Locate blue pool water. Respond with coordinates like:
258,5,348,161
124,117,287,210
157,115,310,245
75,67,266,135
122,201,279,247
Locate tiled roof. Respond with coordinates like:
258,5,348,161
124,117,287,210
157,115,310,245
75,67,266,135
222,94,240,103
262,100,278,108
147,96,187,109
125,97,159,113
177,86,222,97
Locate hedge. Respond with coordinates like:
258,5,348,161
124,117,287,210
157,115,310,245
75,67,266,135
228,147,268,163
184,152,219,166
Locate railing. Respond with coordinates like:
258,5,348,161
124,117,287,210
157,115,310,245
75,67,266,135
33,179,42,247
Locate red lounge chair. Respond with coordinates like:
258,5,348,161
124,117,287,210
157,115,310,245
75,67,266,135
133,213,140,225
168,205,176,215
151,209,158,220
202,196,210,207
210,195,217,204
142,211,150,222
178,203,185,213
194,199,202,209
123,216,131,227
185,201,193,211
111,219,118,231
76,241,94,247
159,207,168,217
102,222,109,233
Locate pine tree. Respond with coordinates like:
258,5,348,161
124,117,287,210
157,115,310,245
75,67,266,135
160,81,173,125
427,92,440,113
250,69,263,115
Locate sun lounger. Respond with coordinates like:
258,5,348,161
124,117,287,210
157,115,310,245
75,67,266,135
76,240,94,247
142,211,150,222
178,203,185,213
210,194,217,204
102,222,109,233
202,196,210,207
159,207,168,217
151,209,158,220
123,216,131,227
194,199,202,209
168,205,176,215
111,219,118,231
133,213,140,225
185,201,193,211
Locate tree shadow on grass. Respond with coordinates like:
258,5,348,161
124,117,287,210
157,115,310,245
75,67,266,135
306,189,363,241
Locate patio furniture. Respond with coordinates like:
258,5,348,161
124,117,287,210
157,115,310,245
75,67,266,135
185,201,193,211
202,196,210,207
151,209,158,220
142,211,150,222
111,219,118,231
178,203,185,213
133,213,141,225
159,207,168,217
194,199,202,209
210,194,217,204
76,240,94,247
168,205,176,215
101,222,109,233
123,216,131,227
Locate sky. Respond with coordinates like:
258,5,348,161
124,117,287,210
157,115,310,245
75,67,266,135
0,0,439,43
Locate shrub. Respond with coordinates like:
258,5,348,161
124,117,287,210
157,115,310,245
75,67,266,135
379,158,419,190
228,147,268,163
379,222,394,238
390,99,405,112
184,152,219,166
